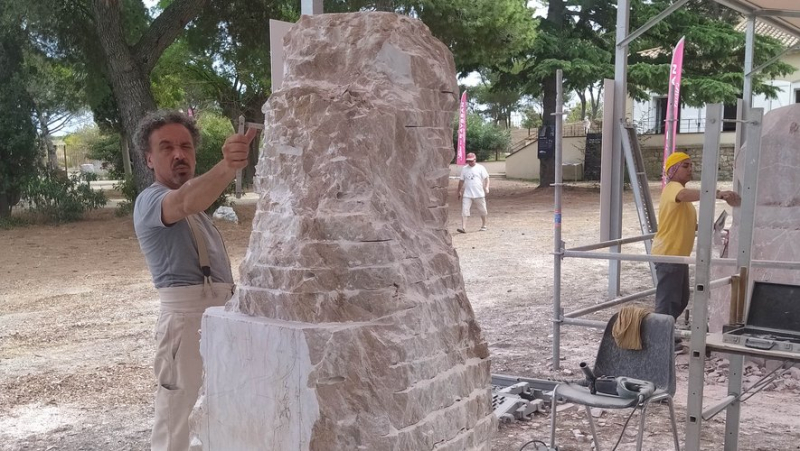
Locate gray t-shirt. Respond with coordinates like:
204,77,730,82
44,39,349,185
133,183,234,288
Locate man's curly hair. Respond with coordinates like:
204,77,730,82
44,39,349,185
134,110,201,158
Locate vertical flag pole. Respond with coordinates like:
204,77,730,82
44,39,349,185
663,36,685,187
457,91,468,165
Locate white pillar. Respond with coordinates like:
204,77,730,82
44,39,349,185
608,0,630,298
301,0,323,15
736,15,756,161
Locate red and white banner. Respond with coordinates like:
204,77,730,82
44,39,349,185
663,36,685,187
456,91,468,165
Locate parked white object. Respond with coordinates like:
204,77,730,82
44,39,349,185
212,206,238,223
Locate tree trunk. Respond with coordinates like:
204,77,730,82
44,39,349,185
539,0,565,188
35,108,59,172
121,131,132,178
92,0,157,192
0,193,10,220
0,188,21,220
91,0,207,193
589,84,603,120
576,91,587,122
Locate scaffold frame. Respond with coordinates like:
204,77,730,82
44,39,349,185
551,2,800,450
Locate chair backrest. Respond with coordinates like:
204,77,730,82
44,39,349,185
593,312,676,396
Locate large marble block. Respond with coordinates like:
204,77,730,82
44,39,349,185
193,12,496,450
710,104,800,331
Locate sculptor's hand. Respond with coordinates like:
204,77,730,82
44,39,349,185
222,128,258,172
720,190,741,207
485,187,490,194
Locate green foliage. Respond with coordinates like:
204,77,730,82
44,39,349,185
150,41,191,109
453,113,510,162
573,102,602,122
0,216,31,230
77,127,126,179
508,1,616,97
9,0,211,193
114,176,137,217
325,0,538,76
196,113,234,173
521,107,542,131
23,43,87,126
0,24,39,219
22,172,108,223
467,70,529,128
196,112,236,213
566,106,587,123
502,1,618,183
7,0,126,132
496,0,795,186
505,0,794,109
414,0,538,76
628,0,794,106
171,0,300,123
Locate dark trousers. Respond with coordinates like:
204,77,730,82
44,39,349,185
654,263,690,319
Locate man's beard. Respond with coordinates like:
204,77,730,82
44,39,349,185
171,160,193,185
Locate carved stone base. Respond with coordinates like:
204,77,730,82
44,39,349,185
192,307,495,450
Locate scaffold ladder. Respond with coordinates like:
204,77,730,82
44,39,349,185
619,123,658,286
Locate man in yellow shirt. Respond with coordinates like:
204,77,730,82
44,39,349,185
651,152,740,319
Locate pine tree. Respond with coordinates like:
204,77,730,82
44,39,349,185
509,0,792,186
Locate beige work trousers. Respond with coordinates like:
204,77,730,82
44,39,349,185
151,283,233,451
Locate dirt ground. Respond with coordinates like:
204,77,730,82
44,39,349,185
2,178,800,451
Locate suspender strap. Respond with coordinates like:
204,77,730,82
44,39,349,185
186,214,213,291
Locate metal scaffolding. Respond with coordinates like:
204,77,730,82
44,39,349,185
551,1,800,450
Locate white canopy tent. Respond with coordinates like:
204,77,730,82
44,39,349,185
716,0,800,35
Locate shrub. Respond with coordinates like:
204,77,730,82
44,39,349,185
114,175,137,217
452,113,510,162
85,131,125,179
0,32,38,221
0,216,30,229
22,171,107,223
196,112,236,213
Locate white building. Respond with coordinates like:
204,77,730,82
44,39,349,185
632,20,800,135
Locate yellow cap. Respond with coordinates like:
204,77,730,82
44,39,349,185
665,152,690,170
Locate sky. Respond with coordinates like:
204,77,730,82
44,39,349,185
57,113,95,137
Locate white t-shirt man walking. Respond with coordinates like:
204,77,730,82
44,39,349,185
457,152,490,233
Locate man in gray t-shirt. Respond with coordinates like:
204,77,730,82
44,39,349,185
132,110,256,451
135,183,232,288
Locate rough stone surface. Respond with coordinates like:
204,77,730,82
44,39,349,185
710,104,800,332
642,145,735,181
194,12,496,451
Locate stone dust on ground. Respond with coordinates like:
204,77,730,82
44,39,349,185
2,178,799,451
